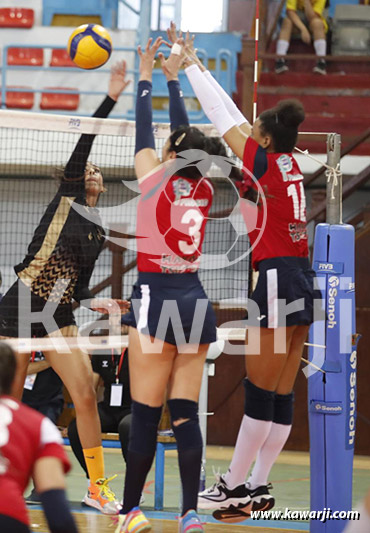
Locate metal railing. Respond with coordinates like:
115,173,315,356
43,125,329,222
0,43,235,122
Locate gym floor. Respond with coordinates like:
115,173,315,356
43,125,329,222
28,446,370,532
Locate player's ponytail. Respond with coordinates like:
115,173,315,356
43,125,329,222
259,99,305,153
0,343,16,395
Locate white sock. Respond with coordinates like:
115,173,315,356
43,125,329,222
185,64,236,137
203,70,249,127
247,422,292,489
314,39,326,57
276,39,289,57
224,415,272,489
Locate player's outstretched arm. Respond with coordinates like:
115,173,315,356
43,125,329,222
158,37,190,131
135,37,163,180
175,24,251,136
185,63,248,160
64,60,131,182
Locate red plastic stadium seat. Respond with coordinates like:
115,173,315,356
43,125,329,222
50,49,76,68
0,8,34,28
40,88,79,111
1,86,34,109
7,47,43,66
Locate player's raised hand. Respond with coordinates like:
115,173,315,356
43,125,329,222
108,60,131,101
166,20,183,44
183,31,206,71
138,36,163,80
158,37,186,81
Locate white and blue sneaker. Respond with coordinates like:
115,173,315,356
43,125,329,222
178,510,204,532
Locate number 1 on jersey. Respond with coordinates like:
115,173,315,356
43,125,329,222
287,182,306,222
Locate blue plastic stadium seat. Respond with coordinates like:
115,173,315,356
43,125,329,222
42,0,117,28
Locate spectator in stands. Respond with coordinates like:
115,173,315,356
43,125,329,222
0,342,78,533
67,348,137,502
22,352,64,504
275,0,328,75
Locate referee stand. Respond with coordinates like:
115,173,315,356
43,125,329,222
308,133,359,532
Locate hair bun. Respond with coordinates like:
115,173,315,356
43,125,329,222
277,99,305,128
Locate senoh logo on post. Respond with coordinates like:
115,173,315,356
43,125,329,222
327,276,339,329
347,349,357,448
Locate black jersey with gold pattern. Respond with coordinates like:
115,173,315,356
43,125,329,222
14,96,116,305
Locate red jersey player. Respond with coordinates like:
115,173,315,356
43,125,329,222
185,44,322,520
0,342,78,533
136,165,213,274
116,37,227,533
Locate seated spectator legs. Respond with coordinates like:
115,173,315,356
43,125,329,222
276,17,293,73
68,404,130,476
275,1,328,75
310,16,327,74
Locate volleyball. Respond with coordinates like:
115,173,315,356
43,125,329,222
67,24,112,69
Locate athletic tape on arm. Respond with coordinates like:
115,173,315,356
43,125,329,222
185,64,236,137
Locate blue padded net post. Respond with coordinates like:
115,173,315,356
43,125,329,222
308,133,358,532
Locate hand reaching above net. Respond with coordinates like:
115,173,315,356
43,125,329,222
158,38,186,81
108,60,131,101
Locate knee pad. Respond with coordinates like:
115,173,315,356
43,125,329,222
128,401,162,456
168,399,202,451
274,392,294,425
244,379,275,421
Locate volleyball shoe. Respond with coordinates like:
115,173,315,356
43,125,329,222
178,510,204,532
84,476,121,515
197,473,251,510
211,482,274,523
114,507,151,533
247,482,275,512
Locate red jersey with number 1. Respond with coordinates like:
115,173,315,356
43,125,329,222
136,168,213,273
242,137,308,268
0,396,70,526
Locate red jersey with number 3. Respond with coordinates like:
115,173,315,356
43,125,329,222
242,137,308,268
0,396,70,525
136,168,213,273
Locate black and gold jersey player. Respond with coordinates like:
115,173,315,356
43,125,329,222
0,69,126,340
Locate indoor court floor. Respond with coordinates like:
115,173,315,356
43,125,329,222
27,446,369,532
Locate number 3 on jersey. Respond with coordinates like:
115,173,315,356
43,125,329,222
178,208,203,255
287,182,306,222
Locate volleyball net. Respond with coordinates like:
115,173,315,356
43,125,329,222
0,109,250,334
0,107,359,526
